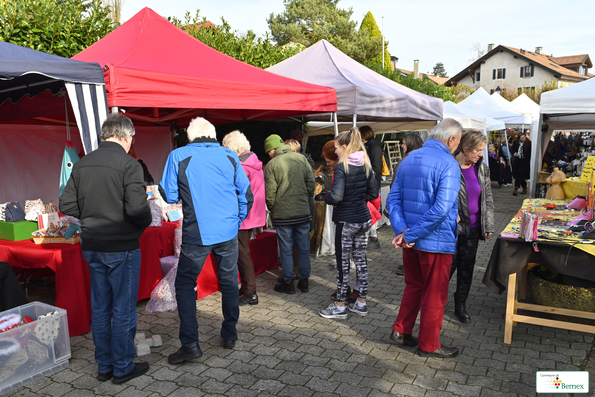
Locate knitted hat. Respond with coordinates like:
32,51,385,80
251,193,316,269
264,134,284,153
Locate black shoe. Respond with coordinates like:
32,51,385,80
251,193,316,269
239,292,258,306
389,331,418,347
274,280,296,294
454,304,471,323
223,336,237,349
112,362,150,384
368,236,381,250
297,278,309,292
331,286,351,301
395,265,405,275
168,343,203,364
97,371,113,382
416,345,459,358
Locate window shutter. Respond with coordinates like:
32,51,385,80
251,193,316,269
531,65,534,77
502,68,506,79
493,69,496,79
520,67,524,77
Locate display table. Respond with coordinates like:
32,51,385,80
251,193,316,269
562,177,588,200
0,222,178,336
483,199,595,343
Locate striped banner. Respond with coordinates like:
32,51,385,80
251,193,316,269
65,82,109,154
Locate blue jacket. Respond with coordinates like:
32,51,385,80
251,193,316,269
159,139,253,246
387,139,460,254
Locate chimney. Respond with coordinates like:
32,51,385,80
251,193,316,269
535,47,543,55
413,60,419,79
487,43,494,52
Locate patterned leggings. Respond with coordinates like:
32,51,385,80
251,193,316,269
335,220,371,302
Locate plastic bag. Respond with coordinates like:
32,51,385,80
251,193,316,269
148,198,162,227
145,261,178,313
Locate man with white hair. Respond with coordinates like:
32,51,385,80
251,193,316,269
386,119,463,358
160,117,253,363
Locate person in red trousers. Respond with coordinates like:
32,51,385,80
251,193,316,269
386,119,463,358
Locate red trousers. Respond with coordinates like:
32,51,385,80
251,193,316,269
393,248,452,352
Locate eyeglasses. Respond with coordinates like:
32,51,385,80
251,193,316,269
131,136,135,144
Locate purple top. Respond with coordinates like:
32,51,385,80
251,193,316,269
462,165,481,228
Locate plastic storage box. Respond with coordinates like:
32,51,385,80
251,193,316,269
0,302,70,394
0,220,38,241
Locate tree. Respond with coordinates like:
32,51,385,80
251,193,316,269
359,11,391,70
169,10,303,69
267,0,382,63
102,0,123,25
468,42,486,63
0,0,114,58
432,62,448,78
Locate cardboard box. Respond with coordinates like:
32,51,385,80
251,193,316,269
0,302,71,394
0,220,38,241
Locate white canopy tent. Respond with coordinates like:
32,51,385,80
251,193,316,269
266,39,443,135
458,88,531,125
532,77,595,196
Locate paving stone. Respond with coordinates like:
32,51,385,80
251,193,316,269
445,381,483,397
304,377,339,393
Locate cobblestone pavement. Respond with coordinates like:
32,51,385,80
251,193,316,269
6,183,595,397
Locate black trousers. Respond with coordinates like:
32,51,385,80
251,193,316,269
0,262,28,311
450,228,481,296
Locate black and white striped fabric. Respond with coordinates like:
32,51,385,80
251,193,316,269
65,82,109,154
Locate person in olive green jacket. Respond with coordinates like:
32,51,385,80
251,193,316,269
264,134,315,294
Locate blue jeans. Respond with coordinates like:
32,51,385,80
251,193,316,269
83,249,140,377
276,222,311,281
176,236,239,346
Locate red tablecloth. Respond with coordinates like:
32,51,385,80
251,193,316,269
0,222,178,336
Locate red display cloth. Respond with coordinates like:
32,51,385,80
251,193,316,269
0,222,178,337
72,8,336,127
138,222,177,300
196,231,279,299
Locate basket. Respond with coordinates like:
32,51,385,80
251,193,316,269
32,235,80,245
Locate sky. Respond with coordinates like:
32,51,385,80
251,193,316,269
121,0,595,78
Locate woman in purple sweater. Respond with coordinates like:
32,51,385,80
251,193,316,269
451,130,495,323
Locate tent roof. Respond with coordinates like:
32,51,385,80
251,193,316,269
540,77,595,115
266,40,442,123
511,93,540,116
491,92,536,122
0,41,104,106
458,87,530,125
73,7,337,126
444,101,505,131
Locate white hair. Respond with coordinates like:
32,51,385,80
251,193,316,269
428,118,463,143
187,117,216,141
222,130,251,155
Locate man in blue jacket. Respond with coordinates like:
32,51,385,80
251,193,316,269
159,117,253,363
387,119,463,358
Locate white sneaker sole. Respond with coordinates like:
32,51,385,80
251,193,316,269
348,307,368,317
319,312,348,319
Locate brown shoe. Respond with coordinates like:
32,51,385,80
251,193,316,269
521,187,527,194
513,187,518,196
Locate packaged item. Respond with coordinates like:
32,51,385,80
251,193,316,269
520,210,539,242
0,203,6,222
173,213,183,257
146,185,162,199
5,202,25,222
24,199,44,222
148,199,162,227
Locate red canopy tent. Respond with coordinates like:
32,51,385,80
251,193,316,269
73,7,337,127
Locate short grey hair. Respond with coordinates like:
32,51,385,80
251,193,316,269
222,130,251,155
428,118,463,143
100,113,135,141
187,117,216,141
460,129,488,153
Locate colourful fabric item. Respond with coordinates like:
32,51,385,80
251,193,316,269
239,152,266,230
59,141,80,197
461,166,481,228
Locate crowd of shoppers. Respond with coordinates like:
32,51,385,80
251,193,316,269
60,116,502,384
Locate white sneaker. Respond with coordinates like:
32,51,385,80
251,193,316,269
319,302,348,319
348,302,369,317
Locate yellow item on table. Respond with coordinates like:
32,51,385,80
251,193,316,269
562,177,588,200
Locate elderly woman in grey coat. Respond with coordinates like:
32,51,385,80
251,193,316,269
450,129,495,323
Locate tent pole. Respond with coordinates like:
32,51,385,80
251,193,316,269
333,112,338,137
111,107,119,114
353,114,357,128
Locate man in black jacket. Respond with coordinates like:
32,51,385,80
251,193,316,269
60,113,152,385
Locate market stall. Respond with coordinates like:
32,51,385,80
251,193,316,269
0,41,109,204
483,198,595,343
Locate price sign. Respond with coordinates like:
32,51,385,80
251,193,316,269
580,156,595,181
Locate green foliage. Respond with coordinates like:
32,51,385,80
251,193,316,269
267,0,382,63
169,10,302,69
359,11,390,70
450,84,475,103
0,0,114,58
432,62,448,78
365,62,456,102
